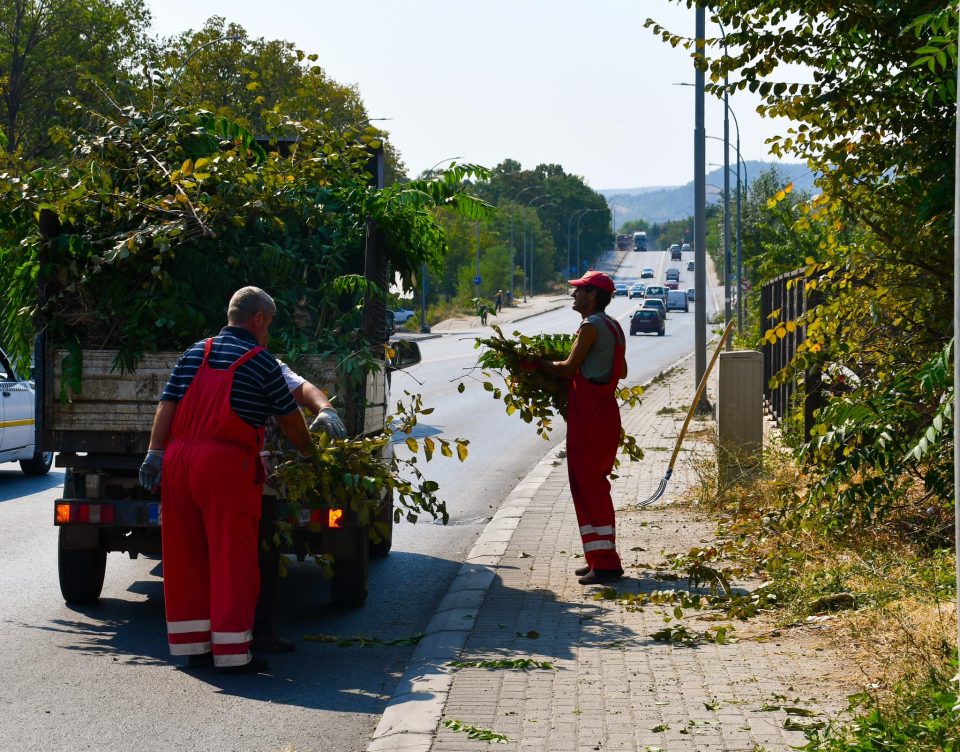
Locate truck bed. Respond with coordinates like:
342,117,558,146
41,347,386,456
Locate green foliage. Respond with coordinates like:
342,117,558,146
464,325,645,464
302,632,425,647
155,16,408,184
0,0,151,163
0,91,488,371
648,2,957,531
448,658,556,671
442,719,509,744
800,664,960,752
274,391,469,538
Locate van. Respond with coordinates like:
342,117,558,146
666,289,689,312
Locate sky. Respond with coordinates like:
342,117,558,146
144,0,792,191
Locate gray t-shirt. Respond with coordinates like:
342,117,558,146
579,313,622,384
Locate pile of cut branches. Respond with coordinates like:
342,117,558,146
461,325,645,464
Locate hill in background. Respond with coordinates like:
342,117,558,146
601,161,815,226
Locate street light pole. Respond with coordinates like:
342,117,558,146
694,4,707,393
576,208,601,274
530,203,558,294
511,185,540,306
567,208,590,278
719,20,732,349
522,194,551,302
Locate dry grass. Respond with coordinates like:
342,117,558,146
682,431,958,700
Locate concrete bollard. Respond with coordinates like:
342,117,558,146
718,350,763,486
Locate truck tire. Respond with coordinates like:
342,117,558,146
58,528,106,604
20,450,53,476
369,495,393,559
330,533,368,608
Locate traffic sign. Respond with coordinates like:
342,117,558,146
474,275,482,285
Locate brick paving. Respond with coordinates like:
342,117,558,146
369,354,856,752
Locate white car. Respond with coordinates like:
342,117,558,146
392,308,416,324
1,347,52,475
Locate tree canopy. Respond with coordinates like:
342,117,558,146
0,0,151,161
647,1,957,528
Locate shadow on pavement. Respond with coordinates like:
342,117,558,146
25,550,465,714
0,468,65,502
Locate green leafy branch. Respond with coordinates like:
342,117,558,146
442,719,509,744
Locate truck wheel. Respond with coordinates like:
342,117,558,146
20,450,53,476
330,534,369,607
58,529,106,604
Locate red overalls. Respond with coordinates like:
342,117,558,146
161,338,265,668
566,316,626,571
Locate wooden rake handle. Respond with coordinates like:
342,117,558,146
666,320,735,473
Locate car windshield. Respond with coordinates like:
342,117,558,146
634,311,657,319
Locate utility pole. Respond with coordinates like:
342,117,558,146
694,4,708,398
952,9,960,674
723,43,732,349
474,220,481,300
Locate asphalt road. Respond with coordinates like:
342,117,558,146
0,247,718,752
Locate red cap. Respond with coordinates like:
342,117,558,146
568,270,615,294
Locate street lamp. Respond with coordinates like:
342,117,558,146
510,185,541,305
567,208,592,279
529,202,558,295
522,194,551,302
575,208,602,274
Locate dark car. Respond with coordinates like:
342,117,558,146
629,283,646,299
630,309,665,336
641,298,667,319
686,287,696,301
614,283,628,297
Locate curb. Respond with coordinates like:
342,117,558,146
366,443,567,752
366,352,698,752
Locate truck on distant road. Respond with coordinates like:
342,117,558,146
633,231,647,252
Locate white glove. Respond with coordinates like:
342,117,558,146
139,449,164,493
309,407,347,439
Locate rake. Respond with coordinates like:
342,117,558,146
635,319,735,509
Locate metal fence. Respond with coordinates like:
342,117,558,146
760,268,824,440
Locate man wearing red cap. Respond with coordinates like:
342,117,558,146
536,270,627,584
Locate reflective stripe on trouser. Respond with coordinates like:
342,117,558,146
162,438,262,666
567,452,622,570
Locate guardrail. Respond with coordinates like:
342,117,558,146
760,268,825,440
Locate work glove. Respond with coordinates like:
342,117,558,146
309,407,347,440
139,449,164,493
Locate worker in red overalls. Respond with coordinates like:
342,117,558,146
535,270,627,585
139,286,312,674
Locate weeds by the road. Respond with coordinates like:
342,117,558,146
676,436,959,750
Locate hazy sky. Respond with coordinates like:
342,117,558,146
144,1,791,190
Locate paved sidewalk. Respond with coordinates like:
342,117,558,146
368,356,855,752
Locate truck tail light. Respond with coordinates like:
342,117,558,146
297,508,345,529
55,502,115,525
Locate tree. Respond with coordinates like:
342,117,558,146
0,0,150,162
647,2,957,526
157,17,407,183
478,160,611,278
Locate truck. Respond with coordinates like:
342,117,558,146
633,231,647,252
616,234,632,252
41,148,421,609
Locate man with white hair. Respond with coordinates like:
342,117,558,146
140,286,312,674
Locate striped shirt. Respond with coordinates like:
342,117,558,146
160,327,298,427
